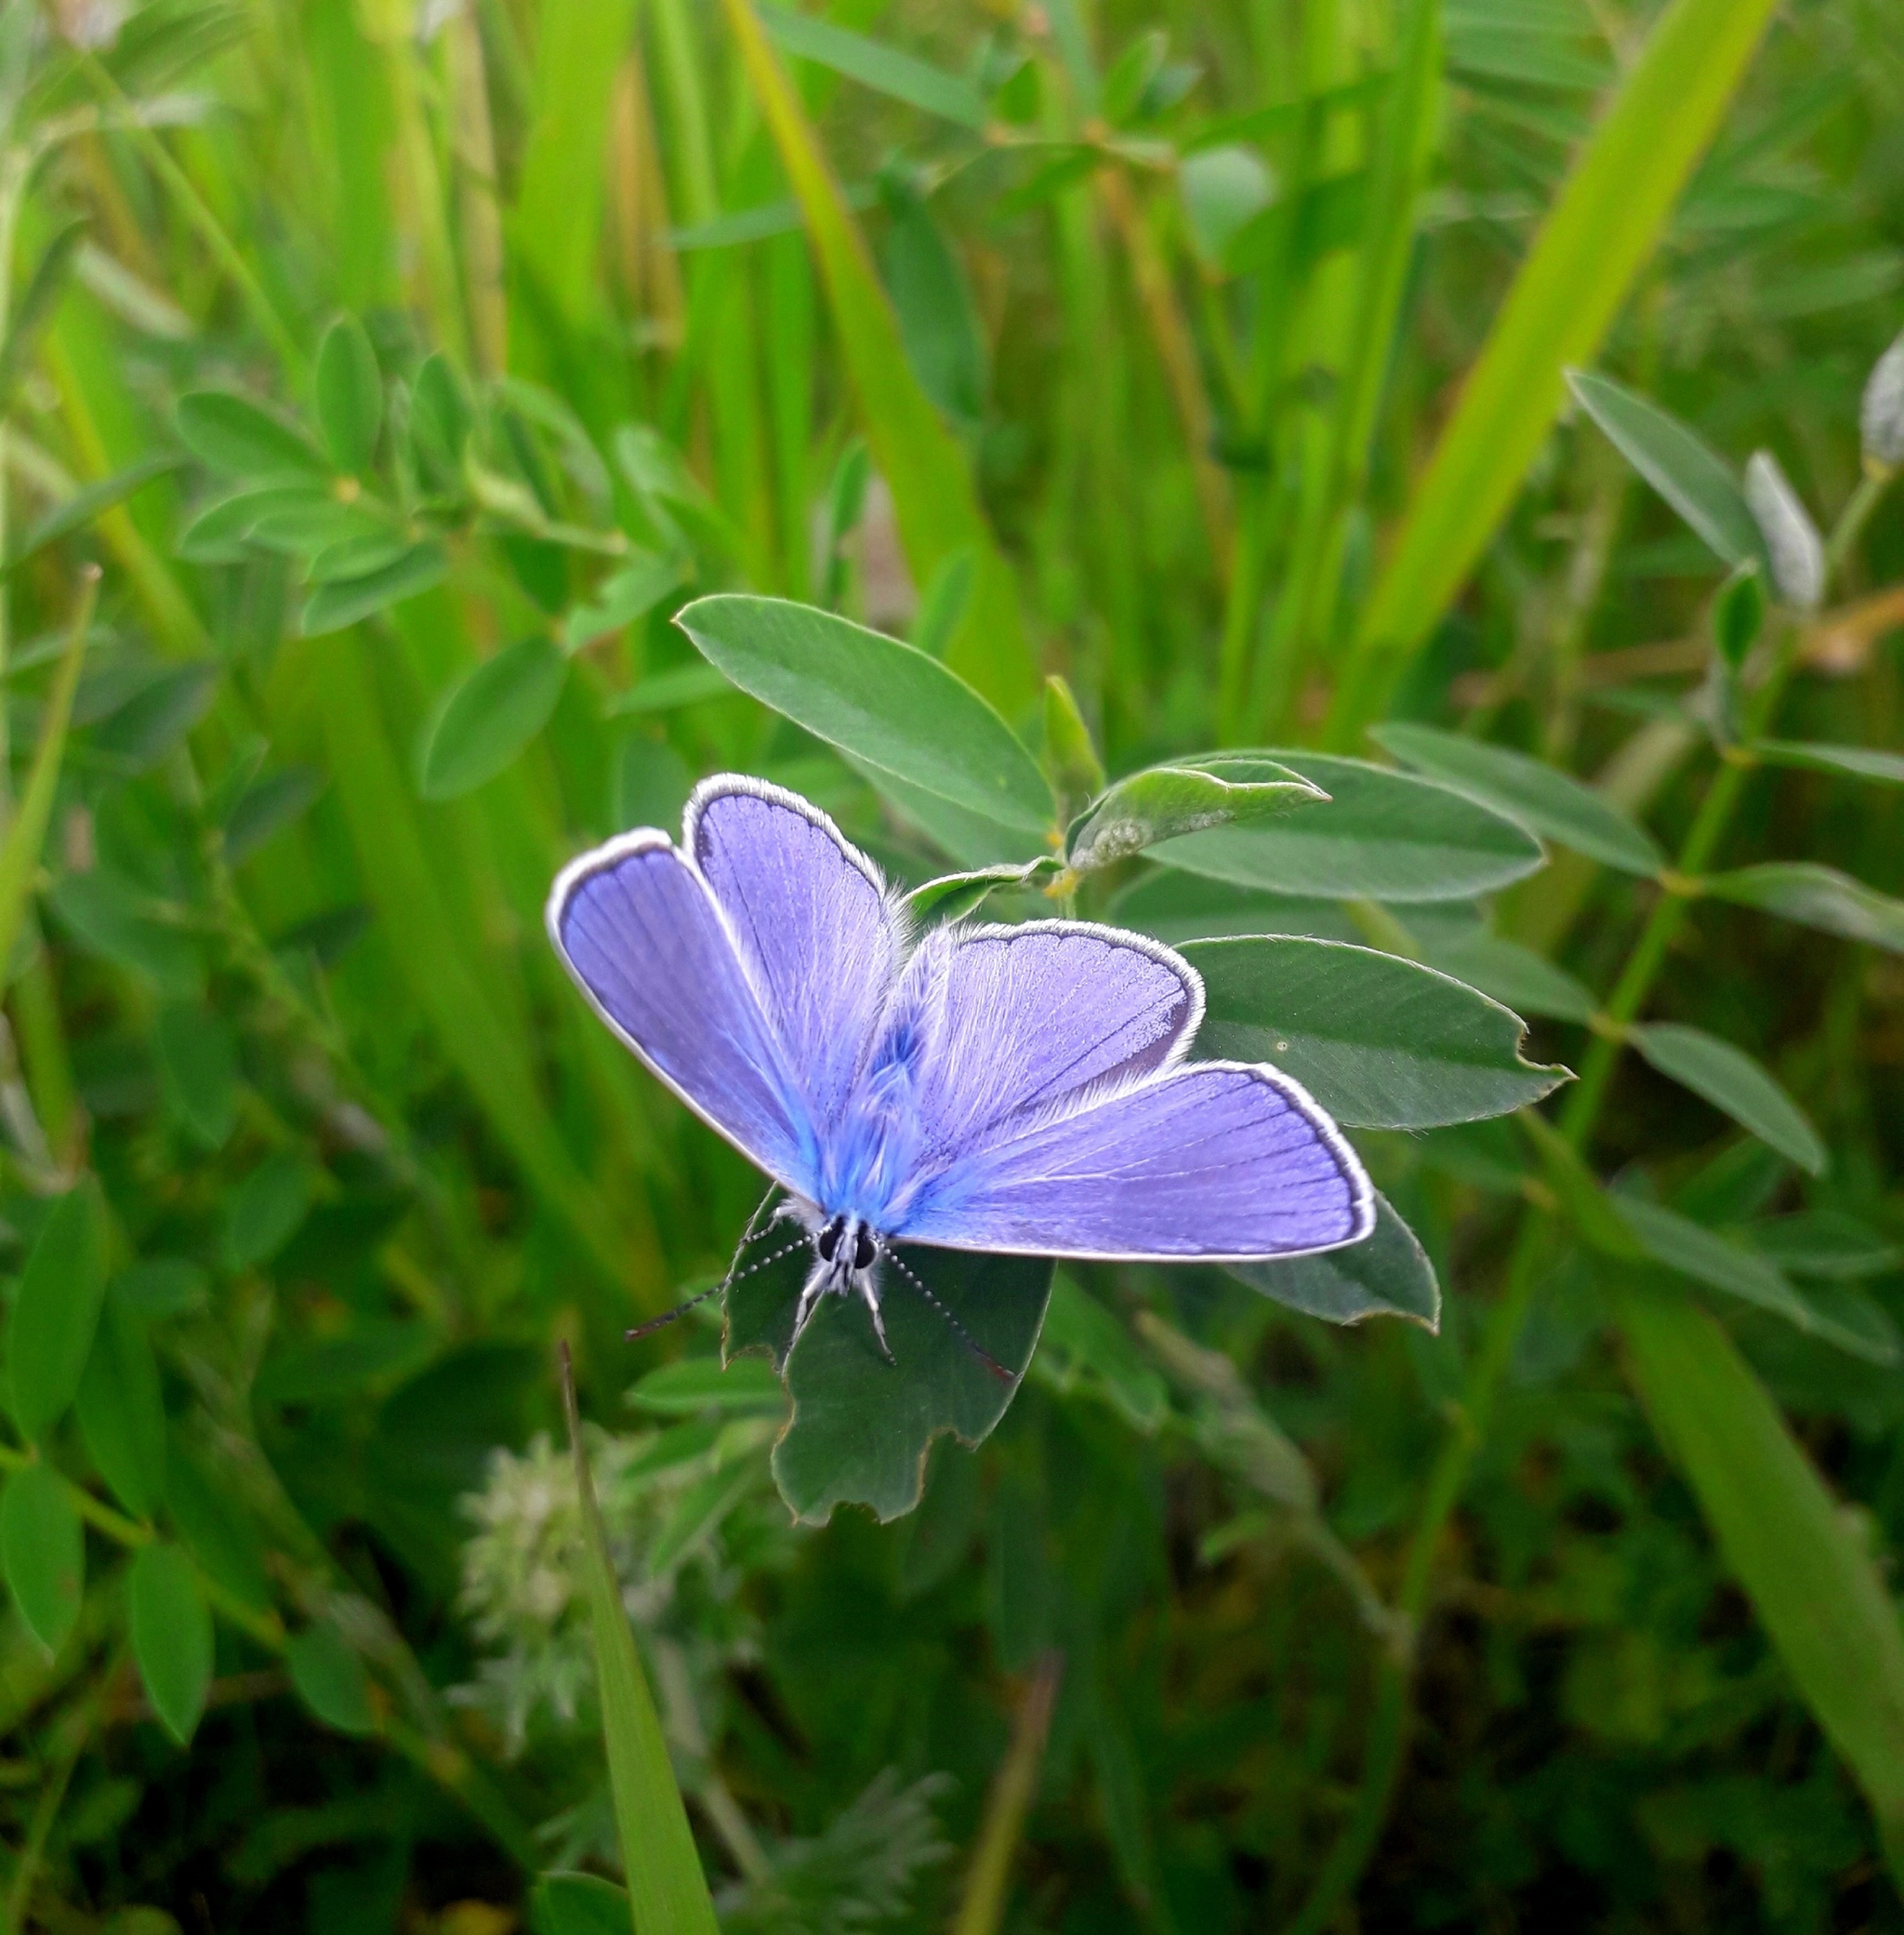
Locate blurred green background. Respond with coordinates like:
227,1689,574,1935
0,0,1901,1929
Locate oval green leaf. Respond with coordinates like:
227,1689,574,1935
0,1465,84,1654
1066,762,1326,873
1752,740,1904,788
1629,1022,1827,1175
1702,862,1904,953
223,1152,311,1272
416,636,568,801
76,1299,167,1519
1183,936,1569,1128
1151,752,1544,902
724,1206,1053,1524
314,314,382,476
1566,369,1763,568
285,1623,377,1735
9,1181,108,1444
1416,929,1598,1024
299,542,447,636
677,594,1055,836
129,1543,213,1747
177,390,327,481
1228,1191,1440,1328
1371,721,1665,876
154,1002,239,1149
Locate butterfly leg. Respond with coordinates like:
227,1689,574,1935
856,1273,896,1366
790,1262,832,1350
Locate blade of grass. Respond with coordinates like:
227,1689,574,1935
509,0,641,330
0,572,94,986
717,0,1035,712
1619,1284,1904,1883
559,1344,721,1935
1326,0,1782,743
953,1653,1064,1935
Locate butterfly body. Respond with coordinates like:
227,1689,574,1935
549,775,1374,1364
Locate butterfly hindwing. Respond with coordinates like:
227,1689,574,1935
896,1060,1372,1261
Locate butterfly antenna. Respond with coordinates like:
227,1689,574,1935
626,1187,800,1342
879,1245,1016,1385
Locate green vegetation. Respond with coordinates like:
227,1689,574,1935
0,0,1901,1928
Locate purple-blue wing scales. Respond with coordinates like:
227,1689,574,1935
687,779,899,1136
894,1062,1372,1260
547,832,815,1195
882,921,1202,1172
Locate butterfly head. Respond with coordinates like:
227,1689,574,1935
813,1212,880,1289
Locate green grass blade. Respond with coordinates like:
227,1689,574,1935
760,5,988,130
0,574,94,983
717,0,1034,712
559,1345,719,1935
1620,1286,1904,1884
1329,0,1782,741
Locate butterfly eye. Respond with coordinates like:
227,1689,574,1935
853,1229,878,1271
817,1220,840,1262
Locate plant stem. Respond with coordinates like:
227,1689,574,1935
1284,467,1898,1931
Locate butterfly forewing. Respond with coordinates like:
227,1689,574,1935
547,831,817,1196
688,779,901,1136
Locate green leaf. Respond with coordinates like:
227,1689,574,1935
1746,1212,1902,1281
1151,753,1544,902
1183,937,1568,1129
1332,0,1785,735
154,1002,239,1149
0,216,89,407
1565,371,1763,568
1614,1195,1892,1360
724,1211,1052,1524
1712,563,1767,670
416,637,568,801
906,857,1063,924
299,543,447,636
48,871,201,997
676,595,1054,835
222,1152,311,1271
531,1873,633,1935
76,1300,166,1519
559,1349,720,1934
307,530,416,583
313,315,382,475
90,663,218,771
626,1356,787,1419
760,3,988,129
128,1544,213,1747
881,178,987,428
1628,1022,1826,1174
410,353,472,481
285,1624,377,1735
602,663,733,718
1067,762,1326,874
1229,1192,1440,1328
1415,929,1598,1024
1041,672,1105,817
1618,1288,1904,1871
165,1441,271,1612
177,390,327,481
3,456,183,574
1702,862,1904,953
1752,740,1904,787
1370,722,1665,876
8,1182,109,1445
563,554,685,653
114,1258,209,1318
177,484,325,563
1179,146,1277,272
0,1465,84,1654
224,765,325,864
912,549,975,661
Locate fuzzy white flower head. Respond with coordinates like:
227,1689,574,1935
1864,332,1904,471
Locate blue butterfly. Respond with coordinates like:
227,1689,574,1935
548,776,1372,1366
